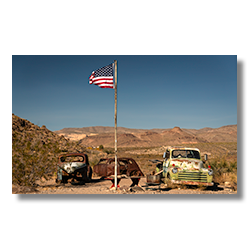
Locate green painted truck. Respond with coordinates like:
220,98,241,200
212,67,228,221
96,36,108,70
156,146,213,186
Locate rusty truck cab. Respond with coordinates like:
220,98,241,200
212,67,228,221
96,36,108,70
56,153,92,185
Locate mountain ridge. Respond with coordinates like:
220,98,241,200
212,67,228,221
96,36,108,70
54,125,237,147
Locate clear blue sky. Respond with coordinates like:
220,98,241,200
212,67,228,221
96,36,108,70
12,55,237,131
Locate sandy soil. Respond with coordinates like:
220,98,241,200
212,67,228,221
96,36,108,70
12,177,237,194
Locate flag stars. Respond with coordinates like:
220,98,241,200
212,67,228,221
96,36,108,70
95,64,113,77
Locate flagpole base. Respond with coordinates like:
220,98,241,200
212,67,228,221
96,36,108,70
105,178,121,189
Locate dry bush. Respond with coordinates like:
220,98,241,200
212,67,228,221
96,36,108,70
89,155,100,167
12,135,60,188
207,157,237,189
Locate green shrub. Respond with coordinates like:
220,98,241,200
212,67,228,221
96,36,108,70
12,136,59,188
207,157,237,187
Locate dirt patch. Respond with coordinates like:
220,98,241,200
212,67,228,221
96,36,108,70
12,177,237,194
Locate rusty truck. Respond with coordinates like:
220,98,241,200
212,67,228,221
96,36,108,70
156,146,213,186
56,153,92,185
93,157,144,188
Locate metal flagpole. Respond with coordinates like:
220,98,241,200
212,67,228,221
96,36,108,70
114,60,118,190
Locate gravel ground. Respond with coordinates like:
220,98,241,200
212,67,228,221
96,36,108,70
12,177,237,194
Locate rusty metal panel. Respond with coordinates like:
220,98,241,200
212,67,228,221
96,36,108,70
93,159,108,176
123,158,144,177
93,164,107,176
93,158,144,177
107,162,118,176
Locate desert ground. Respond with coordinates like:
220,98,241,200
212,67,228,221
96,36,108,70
12,176,236,195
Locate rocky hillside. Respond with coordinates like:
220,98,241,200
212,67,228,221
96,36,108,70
12,114,85,187
13,114,63,145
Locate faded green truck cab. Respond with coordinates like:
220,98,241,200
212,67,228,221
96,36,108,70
157,147,213,186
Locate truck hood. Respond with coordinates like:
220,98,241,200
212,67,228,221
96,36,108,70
59,162,87,174
171,159,203,170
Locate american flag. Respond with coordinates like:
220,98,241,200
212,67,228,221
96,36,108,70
89,63,114,89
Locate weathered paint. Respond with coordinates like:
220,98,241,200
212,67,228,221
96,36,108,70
59,162,87,174
170,180,214,186
56,153,92,184
93,158,144,177
93,158,144,188
159,146,213,186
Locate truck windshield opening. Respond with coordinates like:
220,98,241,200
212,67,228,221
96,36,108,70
172,150,200,159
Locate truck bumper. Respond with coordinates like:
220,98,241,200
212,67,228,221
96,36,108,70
171,180,214,186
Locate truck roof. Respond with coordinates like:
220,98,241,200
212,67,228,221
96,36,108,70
165,146,200,151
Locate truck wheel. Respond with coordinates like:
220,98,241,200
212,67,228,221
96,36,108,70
164,174,171,184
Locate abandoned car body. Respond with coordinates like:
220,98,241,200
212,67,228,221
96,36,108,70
56,153,92,184
93,158,144,187
156,147,213,186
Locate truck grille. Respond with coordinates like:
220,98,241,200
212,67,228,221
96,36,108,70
178,171,208,182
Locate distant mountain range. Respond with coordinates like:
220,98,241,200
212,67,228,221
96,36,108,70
12,113,237,152
54,125,237,148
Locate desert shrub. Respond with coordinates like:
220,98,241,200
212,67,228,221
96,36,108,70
103,149,114,155
207,157,237,188
12,136,60,188
99,145,104,150
208,158,237,175
89,156,100,167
